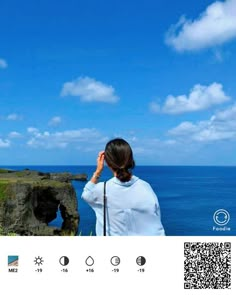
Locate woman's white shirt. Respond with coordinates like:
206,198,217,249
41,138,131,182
81,176,165,236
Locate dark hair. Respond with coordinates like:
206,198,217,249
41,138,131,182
104,138,135,182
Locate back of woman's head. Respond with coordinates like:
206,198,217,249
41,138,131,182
104,138,135,182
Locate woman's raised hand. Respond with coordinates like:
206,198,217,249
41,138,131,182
96,151,105,174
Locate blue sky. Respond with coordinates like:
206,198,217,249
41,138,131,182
1,0,236,165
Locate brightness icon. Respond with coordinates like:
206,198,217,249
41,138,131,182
34,256,44,266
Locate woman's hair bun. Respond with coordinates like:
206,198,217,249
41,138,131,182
116,167,131,182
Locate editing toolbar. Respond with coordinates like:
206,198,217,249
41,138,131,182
0,236,235,295
4,254,146,273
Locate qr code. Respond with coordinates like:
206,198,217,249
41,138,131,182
184,242,231,289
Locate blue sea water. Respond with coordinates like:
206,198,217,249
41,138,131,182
2,165,236,236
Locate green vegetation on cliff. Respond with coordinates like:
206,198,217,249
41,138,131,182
0,168,80,236
0,178,71,187
0,169,8,173
0,225,16,236
0,180,9,201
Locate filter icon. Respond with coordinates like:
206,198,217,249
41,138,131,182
8,256,19,267
136,256,146,266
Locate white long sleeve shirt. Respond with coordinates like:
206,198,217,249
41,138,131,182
81,175,165,236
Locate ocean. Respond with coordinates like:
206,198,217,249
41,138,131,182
2,165,236,236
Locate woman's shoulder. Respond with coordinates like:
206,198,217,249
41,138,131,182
99,176,154,191
134,177,153,189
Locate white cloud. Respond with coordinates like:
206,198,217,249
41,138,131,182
0,113,23,121
168,104,236,142
0,139,10,148
27,127,39,134
212,103,236,120
61,76,119,103
117,135,177,156
168,121,199,136
151,83,230,114
8,131,22,138
6,113,23,121
0,58,8,69
27,128,108,149
48,116,62,126
166,0,236,51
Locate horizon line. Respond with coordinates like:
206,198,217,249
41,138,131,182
1,164,236,167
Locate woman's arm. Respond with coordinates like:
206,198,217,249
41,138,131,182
90,151,105,184
81,151,105,205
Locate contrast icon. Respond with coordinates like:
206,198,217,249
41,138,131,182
213,209,230,226
110,256,120,266
34,256,44,266
85,256,94,266
59,256,69,266
136,256,146,266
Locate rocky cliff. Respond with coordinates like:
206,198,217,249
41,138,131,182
0,168,87,236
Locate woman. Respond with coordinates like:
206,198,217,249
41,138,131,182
81,138,165,236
